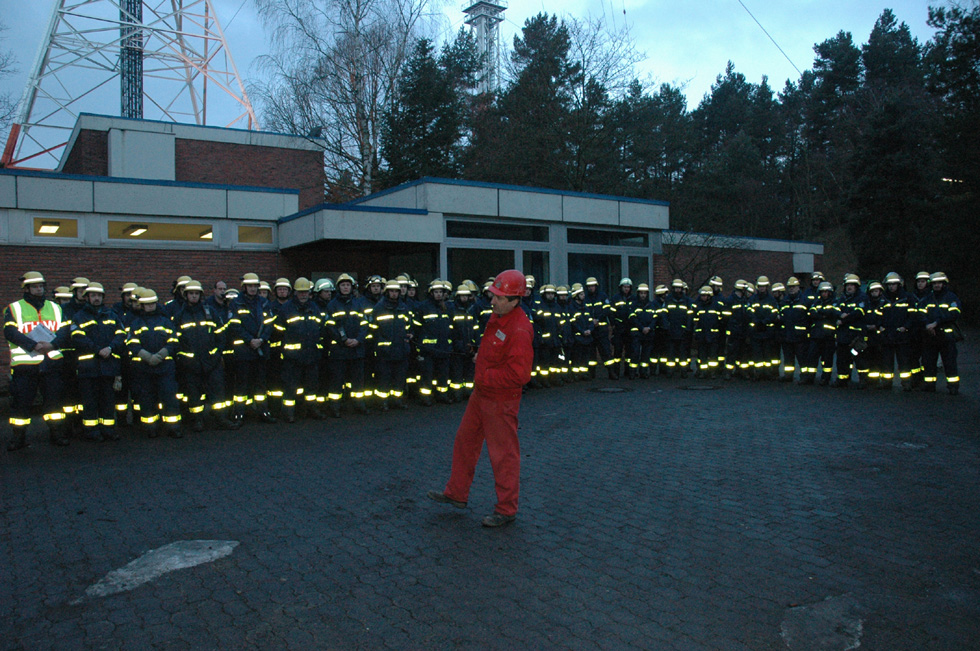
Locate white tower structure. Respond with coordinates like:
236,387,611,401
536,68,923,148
2,0,258,169
463,1,506,95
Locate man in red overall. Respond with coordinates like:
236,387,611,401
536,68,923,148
428,269,534,527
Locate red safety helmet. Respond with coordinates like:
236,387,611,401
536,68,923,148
488,269,526,297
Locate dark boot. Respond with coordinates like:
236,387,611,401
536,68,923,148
103,427,120,441
948,383,959,396
379,399,389,412
214,412,238,430
81,427,104,442
7,427,28,452
145,421,161,439
191,415,206,432
258,410,277,424
49,423,69,447
166,423,183,439
283,405,296,424
309,404,328,420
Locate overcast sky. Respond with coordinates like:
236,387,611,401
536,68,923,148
0,0,940,129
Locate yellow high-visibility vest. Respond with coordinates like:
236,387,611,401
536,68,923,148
7,299,64,366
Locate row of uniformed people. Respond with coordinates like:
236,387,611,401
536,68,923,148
521,270,961,393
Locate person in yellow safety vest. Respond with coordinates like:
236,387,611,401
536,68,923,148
4,271,70,451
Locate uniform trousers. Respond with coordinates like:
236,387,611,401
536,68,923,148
696,339,721,373
590,330,615,376
450,353,474,392
781,341,807,377
725,335,748,371
9,368,64,427
806,338,836,380
537,346,560,380
880,343,911,382
328,357,366,401
666,339,689,371
612,329,632,370
572,343,592,376
79,375,115,431
444,390,522,516
282,360,319,408
180,363,228,415
115,360,135,422
232,357,269,412
631,338,656,374
420,355,451,396
922,336,959,387
134,369,181,426
374,358,408,399
835,341,869,382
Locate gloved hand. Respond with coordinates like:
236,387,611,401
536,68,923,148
157,347,169,359
138,349,153,363
113,376,123,392
148,353,163,366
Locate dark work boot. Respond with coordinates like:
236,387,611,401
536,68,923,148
948,383,959,396
258,411,277,424
166,423,183,439
7,427,28,452
191,415,206,432
48,423,70,447
283,406,296,424
214,412,239,430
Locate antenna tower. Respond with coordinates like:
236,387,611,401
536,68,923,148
463,1,506,95
2,0,259,169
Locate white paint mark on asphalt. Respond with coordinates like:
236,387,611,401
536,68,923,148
781,594,863,650
73,540,238,603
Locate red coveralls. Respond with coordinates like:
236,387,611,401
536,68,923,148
444,306,534,516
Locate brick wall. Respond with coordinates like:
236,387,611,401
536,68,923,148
0,245,290,390
60,129,108,176
175,140,325,210
57,131,326,211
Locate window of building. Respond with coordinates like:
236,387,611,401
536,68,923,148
523,250,550,284
567,228,647,247
628,256,649,287
109,221,215,241
238,225,274,244
448,247,514,286
33,218,78,238
447,220,549,242
568,252,621,291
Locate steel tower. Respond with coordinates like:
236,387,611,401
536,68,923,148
2,0,259,169
463,1,506,95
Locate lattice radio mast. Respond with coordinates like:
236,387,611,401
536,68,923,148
463,1,506,95
2,0,259,169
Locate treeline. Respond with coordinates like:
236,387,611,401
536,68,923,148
370,5,978,317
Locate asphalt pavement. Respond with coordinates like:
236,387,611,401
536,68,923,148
2,343,979,650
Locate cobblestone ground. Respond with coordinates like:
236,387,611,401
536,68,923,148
2,340,979,650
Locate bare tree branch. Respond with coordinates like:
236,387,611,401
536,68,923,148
253,0,443,197
0,22,18,134
661,229,755,289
